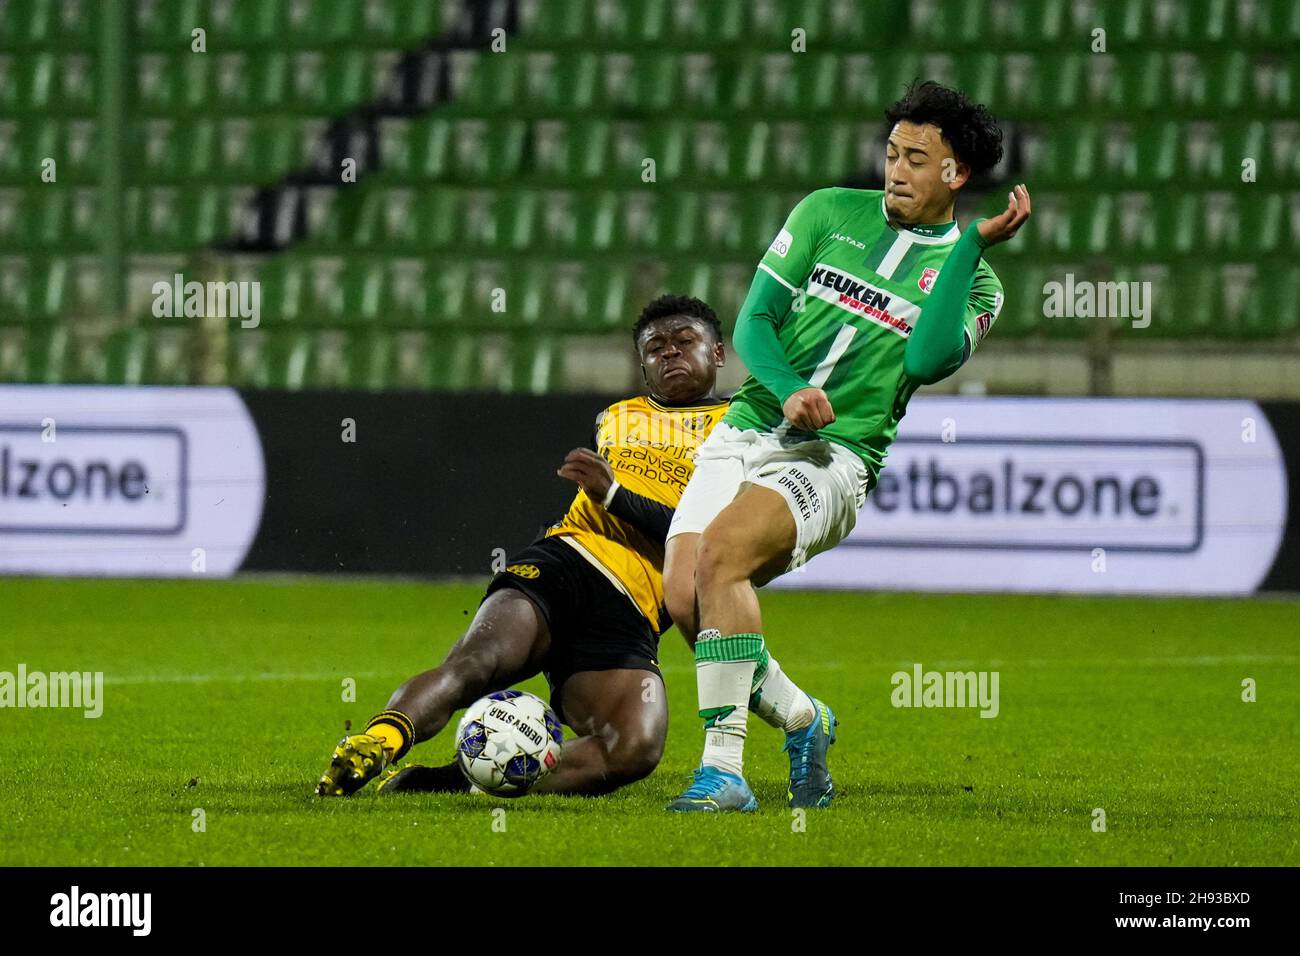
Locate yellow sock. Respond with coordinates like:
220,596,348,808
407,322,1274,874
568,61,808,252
367,721,405,756
364,710,415,760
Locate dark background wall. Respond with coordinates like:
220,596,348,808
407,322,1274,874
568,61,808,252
240,391,1300,591
239,390,609,576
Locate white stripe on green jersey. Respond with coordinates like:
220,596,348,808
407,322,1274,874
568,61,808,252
727,187,1004,479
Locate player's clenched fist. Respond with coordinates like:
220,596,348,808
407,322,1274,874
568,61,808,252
783,387,836,431
557,447,615,501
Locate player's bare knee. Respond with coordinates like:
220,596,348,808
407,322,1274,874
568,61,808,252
695,527,754,591
664,577,696,638
605,729,663,783
436,649,498,704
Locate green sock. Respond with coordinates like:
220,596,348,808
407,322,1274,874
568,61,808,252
695,629,765,776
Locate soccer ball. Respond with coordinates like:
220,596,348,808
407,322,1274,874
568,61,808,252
455,690,564,795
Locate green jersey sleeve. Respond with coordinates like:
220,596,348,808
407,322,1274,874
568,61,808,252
732,268,811,405
963,262,1004,357
757,188,837,290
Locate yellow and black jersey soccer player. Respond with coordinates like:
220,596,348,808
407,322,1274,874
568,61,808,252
317,295,729,798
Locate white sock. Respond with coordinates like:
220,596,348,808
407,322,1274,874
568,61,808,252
695,629,761,777
750,655,816,733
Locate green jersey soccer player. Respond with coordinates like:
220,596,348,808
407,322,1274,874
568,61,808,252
662,81,1031,812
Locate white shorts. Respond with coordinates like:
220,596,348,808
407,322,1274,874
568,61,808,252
668,422,869,573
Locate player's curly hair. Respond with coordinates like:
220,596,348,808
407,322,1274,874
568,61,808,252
885,79,1004,175
632,294,723,345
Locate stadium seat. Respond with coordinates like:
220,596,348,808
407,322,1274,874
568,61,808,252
20,323,71,383
5,0,1297,386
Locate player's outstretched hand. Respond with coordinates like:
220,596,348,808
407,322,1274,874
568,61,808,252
557,447,615,501
976,183,1031,247
783,387,836,431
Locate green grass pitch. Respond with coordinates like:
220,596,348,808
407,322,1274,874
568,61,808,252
1,576,1296,866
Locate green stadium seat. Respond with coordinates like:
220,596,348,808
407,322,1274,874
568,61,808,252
323,50,368,108
1168,263,1221,337
1151,192,1198,255
1204,52,1248,113
105,328,148,384
136,54,177,115
1235,192,1284,256
678,53,726,113
374,259,425,323
127,187,183,251
257,257,306,324
429,332,487,390
1231,0,1300,46
306,328,351,387
339,258,385,324
42,53,96,115
22,323,71,383
131,0,201,50
363,0,443,47
691,191,742,253
7,0,1299,384
0,122,22,184
176,187,223,246
0,191,22,252
534,120,610,183
202,0,283,49
213,52,257,113
985,0,1070,45
658,190,701,254
1133,123,1178,184
1098,0,1148,45
285,0,363,46
662,260,721,312
0,257,31,322
9,0,100,49
301,256,348,323
1068,192,1116,257
376,117,417,175
910,0,988,48
997,263,1054,338
402,188,454,251
27,257,70,320
136,119,226,185
1226,264,1272,340
425,259,472,327
229,328,313,389
384,329,433,388
349,187,417,250
1271,266,1300,336
605,53,677,113
1020,123,1100,186
517,0,585,46
22,187,61,250
503,334,564,394
0,56,24,115
0,326,24,378
554,51,602,114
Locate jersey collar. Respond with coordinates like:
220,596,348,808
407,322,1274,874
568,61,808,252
878,194,960,245
646,395,727,413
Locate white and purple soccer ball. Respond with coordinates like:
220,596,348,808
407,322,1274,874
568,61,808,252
455,690,564,795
